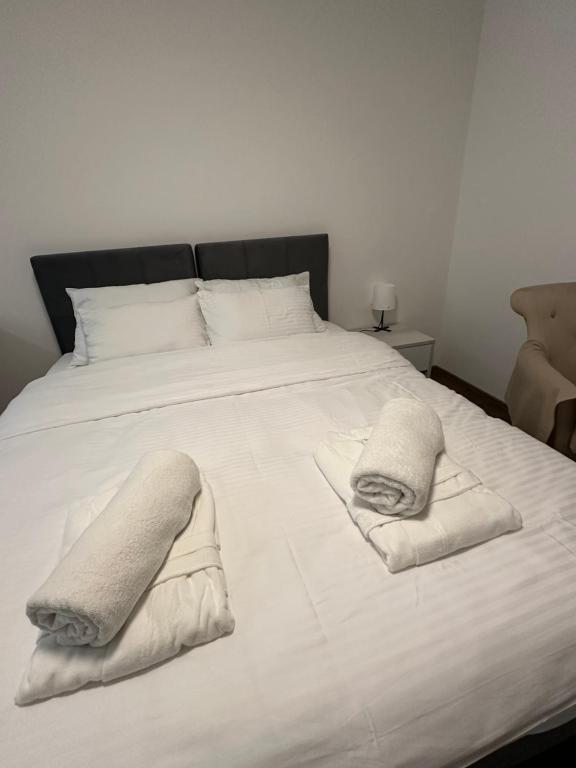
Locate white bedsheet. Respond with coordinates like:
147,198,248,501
45,353,73,374
1,330,576,768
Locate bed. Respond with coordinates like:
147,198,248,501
1,236,576,768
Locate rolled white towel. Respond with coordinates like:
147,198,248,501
26,450,200,647
350,398,444,516
16,474,234,705
315,428,522,572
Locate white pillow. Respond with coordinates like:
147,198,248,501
77,294,207,364
194,272,326,332
197,285,318,345
67,278,197,366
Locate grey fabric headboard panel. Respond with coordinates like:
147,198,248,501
195,234,329,320
31,243,196,354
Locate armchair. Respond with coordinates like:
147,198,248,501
506,282,576,458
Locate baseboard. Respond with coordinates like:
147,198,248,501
431,366,510,423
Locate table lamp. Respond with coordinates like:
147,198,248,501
372,282,396,332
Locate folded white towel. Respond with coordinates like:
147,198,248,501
16,473,234,705
26,450,200,647
350,398,444,516
315,427,522,572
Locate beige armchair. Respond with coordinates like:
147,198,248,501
506,283,576,459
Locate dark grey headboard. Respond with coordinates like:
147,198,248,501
31,244,196,353
195,234,329,320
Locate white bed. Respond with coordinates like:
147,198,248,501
45,353,73,374
1,329,576,768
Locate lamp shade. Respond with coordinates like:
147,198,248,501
372,282,396,311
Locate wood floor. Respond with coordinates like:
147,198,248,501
431,366,510,422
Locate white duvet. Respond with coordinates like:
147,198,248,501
1,330,576,768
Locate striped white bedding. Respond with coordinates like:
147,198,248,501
1,329,575,768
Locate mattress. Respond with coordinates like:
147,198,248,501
1,330,575,768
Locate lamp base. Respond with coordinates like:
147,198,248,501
372,310,391,332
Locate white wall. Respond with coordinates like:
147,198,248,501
439,0,576,398
0,0,483,409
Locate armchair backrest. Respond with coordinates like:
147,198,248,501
511,282,576,385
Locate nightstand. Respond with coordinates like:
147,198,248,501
359,325,435,376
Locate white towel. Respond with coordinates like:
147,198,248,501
16,473,234,705
350,398,444,516
26,450,200,647
315,428,522,572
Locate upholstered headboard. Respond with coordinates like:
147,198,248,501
195,234,329,320
31,235,329,355
31,244,196,353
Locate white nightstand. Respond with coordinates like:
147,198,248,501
358,325,435,376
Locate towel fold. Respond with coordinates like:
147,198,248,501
350,398,444,516
315,425,522,572
26,450,200,647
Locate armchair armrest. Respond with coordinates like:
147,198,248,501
506,340,576,444
510,287,553,345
